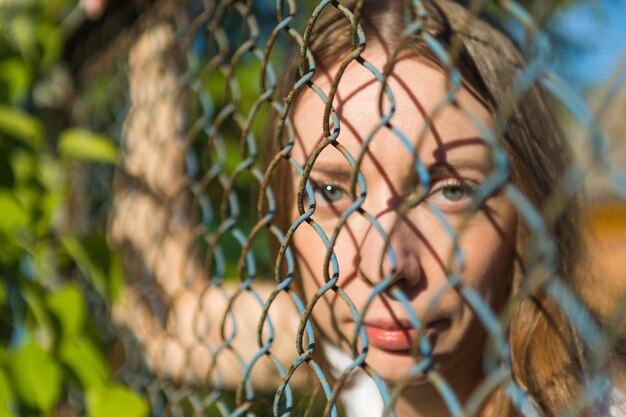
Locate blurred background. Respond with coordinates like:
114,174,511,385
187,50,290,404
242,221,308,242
0,0,624,416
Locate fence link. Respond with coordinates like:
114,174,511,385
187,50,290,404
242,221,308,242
107,0,626,416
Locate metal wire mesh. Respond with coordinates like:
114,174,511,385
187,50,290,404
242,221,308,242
108,0,626,416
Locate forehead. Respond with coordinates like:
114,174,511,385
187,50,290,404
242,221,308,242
292,46,492,169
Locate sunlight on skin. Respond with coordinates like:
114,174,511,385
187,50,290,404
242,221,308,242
290,44,518,417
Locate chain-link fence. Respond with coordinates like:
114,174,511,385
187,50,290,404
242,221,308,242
104,0,626,416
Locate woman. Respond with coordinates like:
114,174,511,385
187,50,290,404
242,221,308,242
110,0,625,416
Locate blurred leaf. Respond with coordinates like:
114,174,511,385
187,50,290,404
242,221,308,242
10,186,38,228
7,14,38,63
46,285,85,338
35,188,64,235
61,233,124,300
59,337,108,390
61,235,106,296
0,191,28,232
8,340,62,412
0,59,30,104
0,369,16,417
0,236,21,264
58,128,118,164
35,157,66,234
86,385,148,417
8,151,37,185
36,23,61,70
21,284,52,336
0,106,42,148
39,0,76,18
234,58,262,115
30,240,59,287
39,155,64,191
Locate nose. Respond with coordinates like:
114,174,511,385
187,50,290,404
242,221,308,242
358,208,425,298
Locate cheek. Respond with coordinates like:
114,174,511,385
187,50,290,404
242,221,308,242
294,209,365,285
455,207,517,307
292,222,358,296
411,201,517,314
292,223,358,347
292,225,333,331
459,239,515,306
292,224,326,293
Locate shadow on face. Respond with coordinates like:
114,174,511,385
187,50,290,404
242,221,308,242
288,43,518,386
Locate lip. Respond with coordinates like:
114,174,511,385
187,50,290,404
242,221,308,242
363,319,447,352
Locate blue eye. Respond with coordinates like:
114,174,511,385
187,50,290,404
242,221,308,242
429,179,476,206
441,185,469,202
317,184,345,203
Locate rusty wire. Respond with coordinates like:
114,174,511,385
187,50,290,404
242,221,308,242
109,0,626,416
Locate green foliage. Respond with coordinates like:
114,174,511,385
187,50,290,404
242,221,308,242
59,337,109,389
0,369,17,417
0,192,29,232
58,129,119,164
0,1,594,416
61,234,124,301
0,106,42,148
8,340,63,412
86,385,148,417
46,285,86,338
0,1,146,416
0,59,31,103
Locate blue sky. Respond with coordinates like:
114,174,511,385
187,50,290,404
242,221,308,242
554,0,626,91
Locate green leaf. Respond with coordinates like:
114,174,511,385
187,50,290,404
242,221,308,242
46,285,85,337
34,186,63,235
0,369,16,417
59,337,108,390
61,233,124,300
8,340,62,412
8,14,38,63
87,385,148,417
0,106,42,148
8,151,37,185
61,235,107,297
0,235,21,264
0,58,31,104
0,191,28,233
20,284,54,340
10,185,37,212
58,128,118,164
36,23,61,69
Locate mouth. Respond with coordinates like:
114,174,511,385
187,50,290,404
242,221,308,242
362,318,449,352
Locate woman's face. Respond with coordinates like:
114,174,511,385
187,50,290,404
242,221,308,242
290,45,517,384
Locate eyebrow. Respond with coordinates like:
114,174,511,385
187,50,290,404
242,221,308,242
428,159,491,176
308,159,491,184
309,163,354,182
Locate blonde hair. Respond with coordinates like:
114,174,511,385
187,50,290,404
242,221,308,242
266,1,614,415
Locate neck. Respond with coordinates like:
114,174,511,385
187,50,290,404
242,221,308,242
391,355,486,417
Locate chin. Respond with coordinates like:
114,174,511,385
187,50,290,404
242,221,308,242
365,347,431,383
